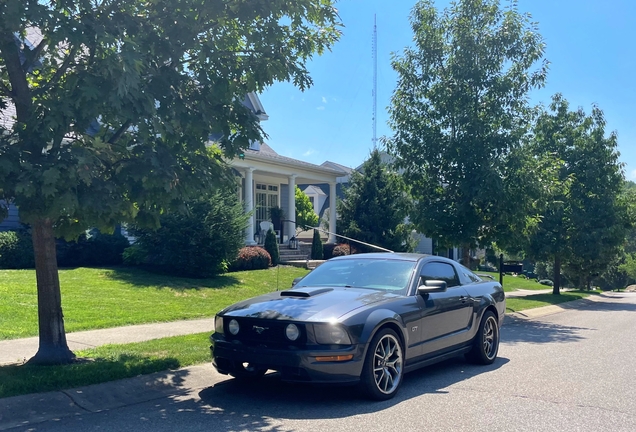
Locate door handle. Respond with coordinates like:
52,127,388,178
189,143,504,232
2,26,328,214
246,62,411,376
460,296,468,303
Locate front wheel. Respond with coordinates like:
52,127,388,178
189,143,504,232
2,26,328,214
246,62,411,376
229,362,267,380
360,328,404,401
466,311,499,365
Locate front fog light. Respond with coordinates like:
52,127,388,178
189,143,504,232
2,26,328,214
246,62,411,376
286,323,300,341
228,319,240,335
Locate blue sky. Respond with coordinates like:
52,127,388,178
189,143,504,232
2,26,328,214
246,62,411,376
259,0,636,179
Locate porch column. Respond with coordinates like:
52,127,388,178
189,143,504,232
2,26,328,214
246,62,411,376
244,167,256,245
287,174,297,241
329,182,337,243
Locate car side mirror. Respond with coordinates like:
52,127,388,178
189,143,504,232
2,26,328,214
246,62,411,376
291,277,304,287
417,278,447,295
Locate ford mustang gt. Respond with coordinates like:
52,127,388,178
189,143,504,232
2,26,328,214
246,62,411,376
210,253,505,400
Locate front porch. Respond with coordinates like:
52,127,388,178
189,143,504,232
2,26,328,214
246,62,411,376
230,143,345,246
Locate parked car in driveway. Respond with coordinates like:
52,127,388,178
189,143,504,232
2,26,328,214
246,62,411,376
210,253,505,400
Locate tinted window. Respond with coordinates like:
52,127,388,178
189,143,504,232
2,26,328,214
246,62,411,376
420,262,460,287
457,264,482,285
296,258,416,293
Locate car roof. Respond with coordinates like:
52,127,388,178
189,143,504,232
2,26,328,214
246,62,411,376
330,252,433,262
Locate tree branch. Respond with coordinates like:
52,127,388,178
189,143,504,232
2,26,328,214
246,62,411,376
35,45,78,96
108,120,132,144
0,31,31,122
22,37,48,73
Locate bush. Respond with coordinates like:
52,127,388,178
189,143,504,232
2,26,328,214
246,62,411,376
129,189,248,278
539,279,554,286
332,244,350,257
122,245,145,266
264,229,280,266
57,229,130,267
323,243,337,260
230,247,271,271
311,230,323,260
0,230,34,269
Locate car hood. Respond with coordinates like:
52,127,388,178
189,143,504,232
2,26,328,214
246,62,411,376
220,286,402,322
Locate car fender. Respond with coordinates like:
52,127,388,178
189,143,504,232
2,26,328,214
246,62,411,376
358,309,409,357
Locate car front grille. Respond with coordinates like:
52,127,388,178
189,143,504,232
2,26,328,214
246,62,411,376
224,317,307,346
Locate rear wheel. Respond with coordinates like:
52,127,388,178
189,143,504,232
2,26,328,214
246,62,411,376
360,328,404,401
466,311,499,365
229,362,267,380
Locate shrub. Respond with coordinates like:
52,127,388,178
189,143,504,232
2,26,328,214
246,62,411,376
264,229,280,266
0,230,34,269
57,229,130,267
129,189,248,278
230,247,271,271
122,245,146,266
311,230,323,260
323,243,337,260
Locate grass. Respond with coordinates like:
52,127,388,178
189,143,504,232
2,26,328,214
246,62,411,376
0,332,212,399
0,266,309,340
478,271,554,292
505,290,601,313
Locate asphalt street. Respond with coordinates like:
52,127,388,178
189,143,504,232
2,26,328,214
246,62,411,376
6,292,636,432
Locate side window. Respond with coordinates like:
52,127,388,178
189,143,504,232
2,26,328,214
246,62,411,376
457,264,482,285
420,262,460,288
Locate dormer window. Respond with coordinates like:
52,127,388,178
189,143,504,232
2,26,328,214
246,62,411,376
249,140,261,151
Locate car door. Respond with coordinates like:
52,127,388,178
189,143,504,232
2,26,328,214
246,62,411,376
417,261,473,356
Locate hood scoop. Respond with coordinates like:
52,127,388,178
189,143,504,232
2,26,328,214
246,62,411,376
280,287,334,298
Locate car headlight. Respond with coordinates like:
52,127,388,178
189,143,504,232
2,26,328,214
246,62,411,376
314,324,351,345
214,316,224,334
286,323,300,341
228,319,240,335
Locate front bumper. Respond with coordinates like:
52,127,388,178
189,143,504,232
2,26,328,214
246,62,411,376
211,333,366,384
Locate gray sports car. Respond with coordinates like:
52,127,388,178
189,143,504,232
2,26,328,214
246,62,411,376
210,253,505,400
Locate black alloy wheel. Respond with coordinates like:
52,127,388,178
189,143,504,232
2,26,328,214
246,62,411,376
360,327,404,401
466,310,499,365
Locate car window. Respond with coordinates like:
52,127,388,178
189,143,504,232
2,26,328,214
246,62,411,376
296,258,416,294
457,264,482,285
420,262,460,287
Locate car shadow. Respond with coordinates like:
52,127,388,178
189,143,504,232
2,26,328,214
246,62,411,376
196,356,509,423
501,319,592,344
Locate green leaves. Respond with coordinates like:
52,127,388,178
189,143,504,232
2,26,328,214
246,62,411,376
387,0,546,250
0,0,340,239
295,185,319,231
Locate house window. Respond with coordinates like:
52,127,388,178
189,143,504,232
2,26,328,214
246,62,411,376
255,183,279,227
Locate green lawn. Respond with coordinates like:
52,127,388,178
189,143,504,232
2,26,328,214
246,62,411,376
478,271,552,292
505,290,600,313
0,332,211,399
0,266,309,340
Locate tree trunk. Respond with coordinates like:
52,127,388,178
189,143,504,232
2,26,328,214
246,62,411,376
552,255,561,295
27,218,75,365
461,244,471,269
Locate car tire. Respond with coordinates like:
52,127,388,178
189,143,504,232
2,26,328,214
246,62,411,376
360,327,404,401
466,310,499,365
229,362,267,380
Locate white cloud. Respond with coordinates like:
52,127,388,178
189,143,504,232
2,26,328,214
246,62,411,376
303,149,317,156
316,106,325,110
322,96,327,104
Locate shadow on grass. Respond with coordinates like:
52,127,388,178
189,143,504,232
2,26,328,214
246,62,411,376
0,354,181,399
99,266,241,290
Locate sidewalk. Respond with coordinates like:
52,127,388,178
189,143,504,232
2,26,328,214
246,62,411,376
0,318,216,365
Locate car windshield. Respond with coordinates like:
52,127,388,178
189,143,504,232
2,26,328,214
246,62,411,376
296,258,416,293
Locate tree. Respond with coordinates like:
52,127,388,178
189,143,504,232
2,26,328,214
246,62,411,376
129,188,249,277
295,185,319,232
337,149,414,252
386,0,548,264
527,94,629,294
264,228,280,266
311,229,323,260
0,0,340,364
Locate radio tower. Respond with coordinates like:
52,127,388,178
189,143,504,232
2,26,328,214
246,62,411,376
372,14,378,150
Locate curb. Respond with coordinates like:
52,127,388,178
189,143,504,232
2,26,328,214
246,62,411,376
0,364,216,431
